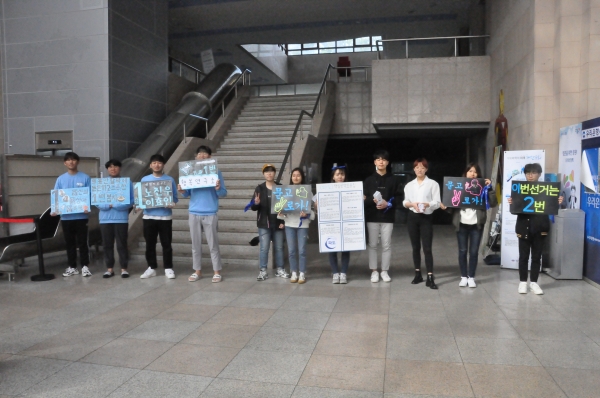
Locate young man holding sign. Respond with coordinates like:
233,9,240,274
52,152,92,277
177,146,227,283
507,163,562,294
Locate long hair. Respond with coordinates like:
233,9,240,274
289,167,306,184
462,162,482,178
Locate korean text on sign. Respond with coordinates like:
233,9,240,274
270,185,313,214
179,159,219,189
134,181,174,209
51,187,90,215
91,177,131,206
442,177,486,210
510,181,561,215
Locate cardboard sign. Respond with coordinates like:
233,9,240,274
442,177,487,209
178,159,219,189
134,181,174,209
510,181,560,215
270,185,313,214
91,177,131,206
51,187,90,215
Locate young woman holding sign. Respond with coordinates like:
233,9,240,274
440,163,497,288
277,167,315,284
327,165,351,284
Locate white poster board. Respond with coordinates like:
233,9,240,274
201,49,215,74
316,182,366,252
501,150,545,269
558,123,582,209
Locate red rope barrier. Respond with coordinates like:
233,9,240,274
0,218,35,223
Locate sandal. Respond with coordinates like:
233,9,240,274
212,274,222,283
188,273,201,282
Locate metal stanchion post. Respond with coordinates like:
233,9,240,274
31,216,55,281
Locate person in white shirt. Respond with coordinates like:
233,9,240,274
403,158,441,289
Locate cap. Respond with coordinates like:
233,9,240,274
262,164,276,173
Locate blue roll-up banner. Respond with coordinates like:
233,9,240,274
581,116,600,284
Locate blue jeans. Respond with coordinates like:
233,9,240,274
285,227,308,273
259,227,284,270
457,223,482,278
329,252,350,274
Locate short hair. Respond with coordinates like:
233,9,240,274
331,165,347,182
462,162,482,178
63,152,80,161
373,149,390,161
105,159,122,169
289,167,305,184
149,154,166,164
571,185,576,191
413,158,428,169
196,145,211,155
524,163,542,174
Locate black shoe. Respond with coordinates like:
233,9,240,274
411,272,423,284
427,274,438,289
121,270,129,278
102,271,114,279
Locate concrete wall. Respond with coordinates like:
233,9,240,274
109,0,168,160
332,82,375,136
371,56,491,124
1,0,110,160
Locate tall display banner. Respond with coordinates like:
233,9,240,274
501,150,545,269
581,116,600,284
558,123,582,209
480,146,502,256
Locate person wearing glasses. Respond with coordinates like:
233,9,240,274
507,163,563,294
403,158,441,289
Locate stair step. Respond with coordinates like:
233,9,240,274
228,126,297,132
171,208,255,220
237,110,308,116
169,231,256,244
168,219,256,232
219,142,290,150
234,120,299,126
222,136,292,144
214,155,284,163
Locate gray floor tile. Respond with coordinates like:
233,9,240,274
265,309,331,330
388,315,453,336
526,339,600,370
155,303,223,322
0,355,70,396
464,363,566,398
202,378,295,398
386,334,462,363
448,317,520,339
388,299,446,317
181,322,260,348
293,385,383,397
19,332,114,361
207,306,275,326
181,291,242,306
510,319,592,341
339,286,391,300
246,326,322,353
384,359,472,397
333,298,390,315
291,284,345,298
124,319,202,343
80,337,173,369
219,349,311,385
146,343,240,377
497,302,567,321
455,337,541,366
108,370,213,398
281,296,338,312
325,313,388,333
314,330,386,358
228,293,287,309
21,362,139,398
546,367,600,398
299,354,385,392
245,282,298,296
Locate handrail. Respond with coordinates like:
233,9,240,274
276,64,336,183
376,35,489,59
169,56,208,84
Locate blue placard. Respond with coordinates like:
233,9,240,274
91,177,131,206
179,159,219,189
134,181,174,209
270,185,313,214
51,187,91,215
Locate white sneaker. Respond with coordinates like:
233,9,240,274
332,273,340,284
275,268,290,279
165,269,176,279
459,277,468,287
380,271,391,282
257,269,268,281
371,271,379,283
62,267,79,277
298,272,306,284
518,282,528,294
81,266,92,277
339,273,347,284
467,277,476,288
529,282,544,295
140,267,156,279
290,272,298,283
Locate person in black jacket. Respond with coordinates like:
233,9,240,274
363,150,401,283
507,163,562,295
250,164,288,281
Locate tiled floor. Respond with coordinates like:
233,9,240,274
1,225,600,397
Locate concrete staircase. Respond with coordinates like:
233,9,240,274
130,94,317,267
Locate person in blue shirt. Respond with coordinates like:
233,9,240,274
177,146,227,283
138,154,178,279
96,159,134,278
52,152,92,277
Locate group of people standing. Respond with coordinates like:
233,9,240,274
52,147,554,295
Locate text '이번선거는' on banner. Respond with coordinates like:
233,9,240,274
442,177,487,209
510,181,561,215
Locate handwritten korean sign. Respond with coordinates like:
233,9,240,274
179,159,219,189
51,188,90,215
270,185,313,214
91,178,131,206
442,177,486,209
510,181,561,215
134,181,174,209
